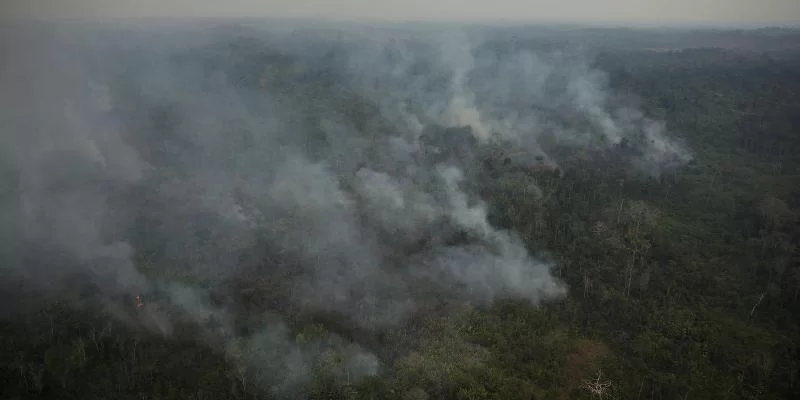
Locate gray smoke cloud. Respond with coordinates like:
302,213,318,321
0,21,690,395
0,27,148,294
328,27,692,173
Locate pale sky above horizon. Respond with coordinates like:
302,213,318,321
5,0,800,25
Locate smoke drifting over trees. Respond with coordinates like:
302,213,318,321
0,22,692,394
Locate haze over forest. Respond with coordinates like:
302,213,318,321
2,2,800,400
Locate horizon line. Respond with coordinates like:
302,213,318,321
4,14,799,30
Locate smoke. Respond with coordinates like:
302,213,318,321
335,27,692,172
0,21,690,395
0,27,148,296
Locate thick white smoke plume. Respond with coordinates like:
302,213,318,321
0,21,690,394
334,27,692,172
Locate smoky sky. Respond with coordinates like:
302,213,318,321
6,0,800,25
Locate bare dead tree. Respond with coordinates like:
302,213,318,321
584,369,612,399
583,270,592,299
749,291,766,321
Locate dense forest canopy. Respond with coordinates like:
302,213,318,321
1,22,799,400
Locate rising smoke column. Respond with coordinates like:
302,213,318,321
332,27,692,173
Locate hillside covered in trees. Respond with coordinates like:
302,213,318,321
1,23,799,400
